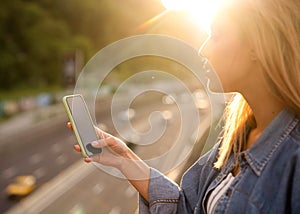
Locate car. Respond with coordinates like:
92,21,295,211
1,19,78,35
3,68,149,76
6,175,36,199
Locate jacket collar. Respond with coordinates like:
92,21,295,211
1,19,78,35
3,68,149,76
240,109,299,176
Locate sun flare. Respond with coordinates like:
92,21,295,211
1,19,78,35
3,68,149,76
161,0,221,34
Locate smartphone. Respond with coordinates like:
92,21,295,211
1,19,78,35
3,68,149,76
63,94,102,157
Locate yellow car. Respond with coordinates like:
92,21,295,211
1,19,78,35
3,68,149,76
6,175,36,198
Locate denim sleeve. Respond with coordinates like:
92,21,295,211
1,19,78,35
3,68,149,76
291,148,300,213
138,142,220,213
138,168,190,214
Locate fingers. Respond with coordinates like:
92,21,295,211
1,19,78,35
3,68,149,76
68,123,118,164
73,145,92,163
91,139,108,148
67,122,73,131
95,126,111,139
74,144,81,152
84,157,92,163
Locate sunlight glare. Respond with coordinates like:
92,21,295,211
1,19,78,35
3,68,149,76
161,0,221,34
161,0,189,11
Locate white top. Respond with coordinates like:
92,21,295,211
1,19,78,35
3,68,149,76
206,173,235,214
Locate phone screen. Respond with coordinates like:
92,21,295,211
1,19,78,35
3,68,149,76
65,95,102,157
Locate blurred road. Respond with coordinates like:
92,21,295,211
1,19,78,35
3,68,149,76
0,84,217,214
0,96,116,212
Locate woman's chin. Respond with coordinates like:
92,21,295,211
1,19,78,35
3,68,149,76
206,77,225,94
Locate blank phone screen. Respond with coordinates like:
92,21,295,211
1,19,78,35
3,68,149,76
66,95,101,156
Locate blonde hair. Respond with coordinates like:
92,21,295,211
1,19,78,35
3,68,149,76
214,0,300,169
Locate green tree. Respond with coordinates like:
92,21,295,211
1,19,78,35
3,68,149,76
0,0,167,92
0,0,92,90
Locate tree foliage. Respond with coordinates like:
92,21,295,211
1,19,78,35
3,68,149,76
0,0,164,91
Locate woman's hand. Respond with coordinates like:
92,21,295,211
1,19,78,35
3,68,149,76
68,122,130,169
67,122,150,201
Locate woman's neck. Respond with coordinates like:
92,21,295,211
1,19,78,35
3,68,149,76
243,91,284,149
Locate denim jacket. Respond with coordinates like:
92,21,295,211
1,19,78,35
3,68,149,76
139,109,300,213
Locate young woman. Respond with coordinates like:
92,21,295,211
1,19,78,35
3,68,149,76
70,0,300,212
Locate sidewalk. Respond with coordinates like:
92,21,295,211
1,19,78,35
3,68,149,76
0,103,65,137
0,103,67,156
0,89,77,144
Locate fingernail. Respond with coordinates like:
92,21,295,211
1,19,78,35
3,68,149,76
84,157,92,163
91,141,98,146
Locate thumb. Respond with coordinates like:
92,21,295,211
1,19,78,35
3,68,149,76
91,139,107,148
